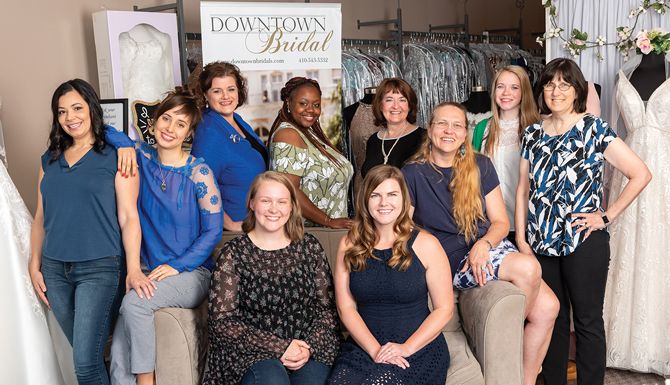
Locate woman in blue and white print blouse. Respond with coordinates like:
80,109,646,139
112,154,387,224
515,58,651,385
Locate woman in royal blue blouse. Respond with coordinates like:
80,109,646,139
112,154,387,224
191,61,268,231
106,87,223,385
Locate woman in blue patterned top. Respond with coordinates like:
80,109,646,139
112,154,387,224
106,88,223,385
191,61,268,231
516,58,651,385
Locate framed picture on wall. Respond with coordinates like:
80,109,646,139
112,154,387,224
100,98,128,134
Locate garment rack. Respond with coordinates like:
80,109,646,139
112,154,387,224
356,7,404,71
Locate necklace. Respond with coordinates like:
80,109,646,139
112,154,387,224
381,121,409,165
155,151,186,192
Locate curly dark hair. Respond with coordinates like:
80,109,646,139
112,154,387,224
267,76,342,164
197,61,248,109
47,79,106,163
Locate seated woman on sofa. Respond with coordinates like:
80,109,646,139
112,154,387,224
402,102,559,385
328,165,453,385
203,171,341,385
105,87,223,385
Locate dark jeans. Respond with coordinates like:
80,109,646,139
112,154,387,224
537,230,610,385
42,255,125,385
241,359,331,385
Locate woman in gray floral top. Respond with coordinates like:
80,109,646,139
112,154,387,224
268,77,353,229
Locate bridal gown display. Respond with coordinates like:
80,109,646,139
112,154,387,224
603,66,670,376
0,162,68,384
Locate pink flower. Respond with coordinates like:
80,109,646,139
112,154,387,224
636,30,653,54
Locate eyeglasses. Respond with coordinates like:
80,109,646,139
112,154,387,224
543,82,573,92
432,121,466,130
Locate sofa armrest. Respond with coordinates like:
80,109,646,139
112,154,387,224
458,280,526,385
154,303,208,385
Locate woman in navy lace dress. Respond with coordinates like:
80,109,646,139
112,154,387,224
328,165,453,385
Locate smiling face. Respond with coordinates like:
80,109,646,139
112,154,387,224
380,90,409,126
57,90,93,142
288,84,321,129
368,178,404,228
494,71,522,113
205,76,239,117
153,105,193,151
428,105,468,164
543,74,577,115
250,180,293,235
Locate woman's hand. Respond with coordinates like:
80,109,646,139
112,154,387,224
281,339,311,370
147,264,178,281
374,342,411,369
126,269,158,299
328,217,353,229
117,147,138,177
461,239,493,286
571,212,606,239
516,238,534,256
29,266,49,308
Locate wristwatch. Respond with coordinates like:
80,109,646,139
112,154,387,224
601,213,610,226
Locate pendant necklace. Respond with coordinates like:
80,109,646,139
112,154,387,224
381,121,409,165
157,163,167,192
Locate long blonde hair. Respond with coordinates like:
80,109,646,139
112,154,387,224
242,171,304,242
344,165,415,272
485,65,539,157
409,102,485,242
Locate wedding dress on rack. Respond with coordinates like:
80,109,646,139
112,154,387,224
603,54,670,376
0,161,68,384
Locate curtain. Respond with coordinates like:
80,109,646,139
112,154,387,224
548,0,670,127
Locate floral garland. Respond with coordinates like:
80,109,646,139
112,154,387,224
537,0,670,60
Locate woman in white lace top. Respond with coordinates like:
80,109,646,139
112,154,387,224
471,65,539,238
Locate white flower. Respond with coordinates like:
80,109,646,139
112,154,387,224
322,166,334,178
536,36,544,47
316,197,329,210
596,35,606,46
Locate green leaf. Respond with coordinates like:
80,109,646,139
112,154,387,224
550,5,557,16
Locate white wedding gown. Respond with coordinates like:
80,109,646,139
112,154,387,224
0,162,69,384
603,69,670,376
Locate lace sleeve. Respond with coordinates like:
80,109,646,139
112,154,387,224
301,235,341,365
269,141,309,178
208,243,291,357
167,163,223,272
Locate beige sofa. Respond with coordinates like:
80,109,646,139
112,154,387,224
153,228,526,385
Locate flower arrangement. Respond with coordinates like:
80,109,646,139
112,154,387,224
537,0,670,60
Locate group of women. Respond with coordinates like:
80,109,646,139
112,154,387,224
28,57,650,385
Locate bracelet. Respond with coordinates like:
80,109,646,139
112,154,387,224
325,216,332,226
481,238,493,251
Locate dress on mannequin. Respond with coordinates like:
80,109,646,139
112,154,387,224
0,162,67,385
603,52,670,376
119,24,175,124
464,86,492,132
344,87,376,199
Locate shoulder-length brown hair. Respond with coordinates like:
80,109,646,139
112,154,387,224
242,171,304,242
372,78,418,127
197,61,248,108
344,165,415,272
536,58,588,115
408,102,485,242
485,65,539,156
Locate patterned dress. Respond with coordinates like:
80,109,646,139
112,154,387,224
328,230,449,385
270,122,353,220
203,234,341,385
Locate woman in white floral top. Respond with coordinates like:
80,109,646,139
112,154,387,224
268,77,353,229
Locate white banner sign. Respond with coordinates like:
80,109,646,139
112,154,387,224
201,2,341,70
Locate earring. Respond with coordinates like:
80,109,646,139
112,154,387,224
459,144,466,158
287,107,291,113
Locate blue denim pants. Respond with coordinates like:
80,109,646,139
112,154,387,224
42,255,125,385
241,359,331,385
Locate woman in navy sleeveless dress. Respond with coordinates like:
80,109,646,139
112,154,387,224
329,165,454,385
